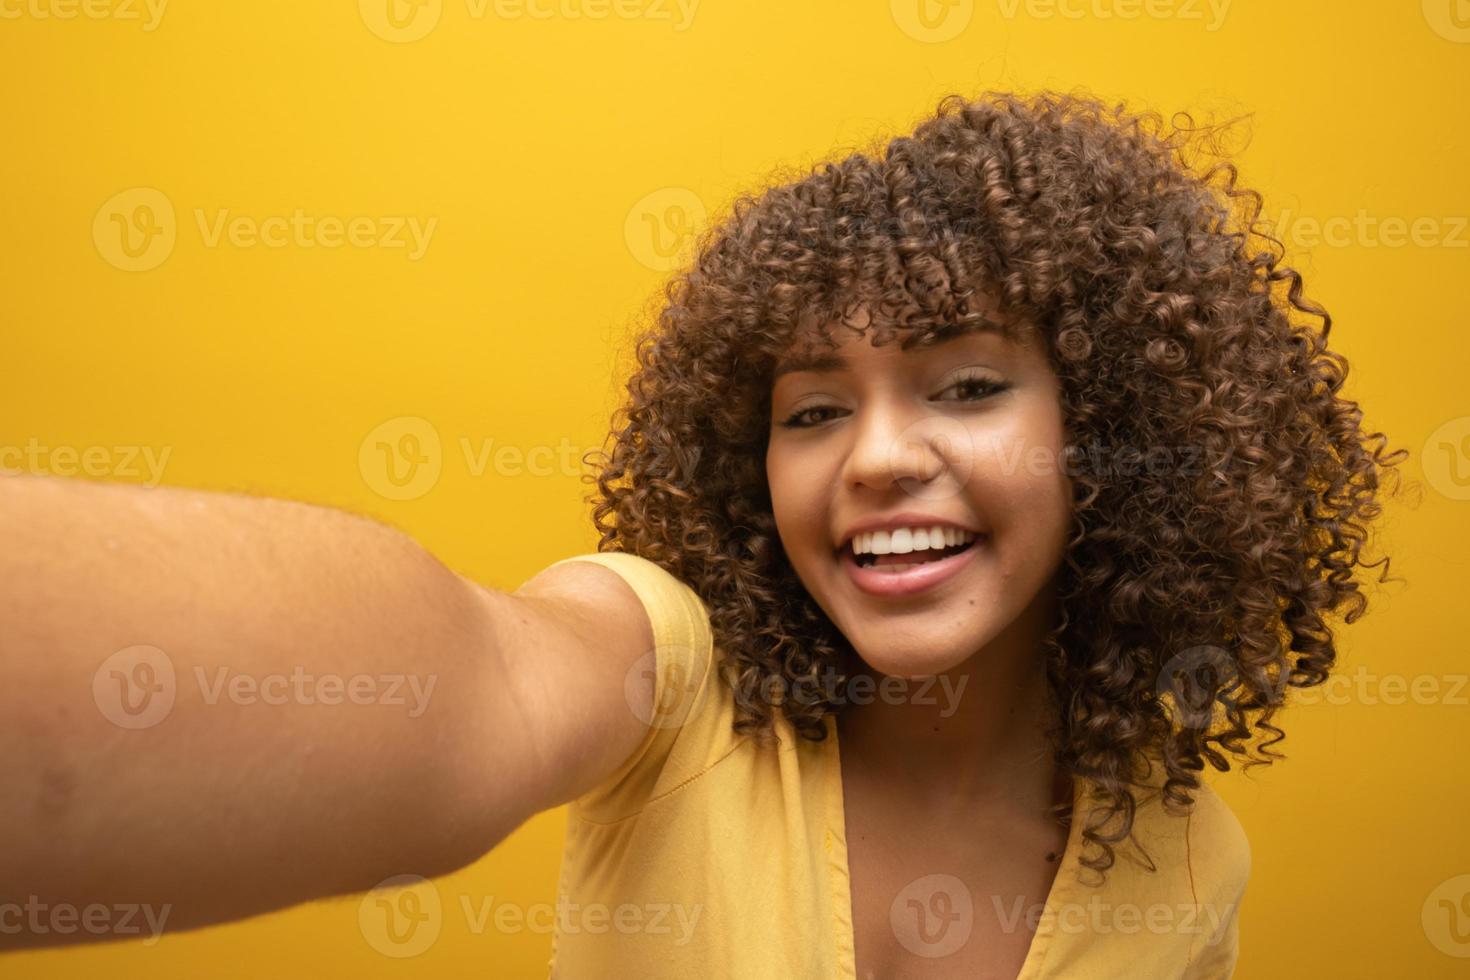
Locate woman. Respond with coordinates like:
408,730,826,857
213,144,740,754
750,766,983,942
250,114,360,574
0,90,1404,977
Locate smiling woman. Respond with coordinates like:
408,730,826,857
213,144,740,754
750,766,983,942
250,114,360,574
1,88,1407,979
555,89,1407,976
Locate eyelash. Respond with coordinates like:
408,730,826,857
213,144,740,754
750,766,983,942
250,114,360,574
777,374,1012,429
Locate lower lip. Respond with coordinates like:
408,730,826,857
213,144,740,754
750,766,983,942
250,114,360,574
839,537,984,598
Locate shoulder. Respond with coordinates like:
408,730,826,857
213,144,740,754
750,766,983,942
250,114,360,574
534,551,711,635
1179,783,1251,976
529,551,723,819
532,552,714,678
1120,760,1252,899
1132,777,1252,976
1108,770,1252,911
1184,781,1252,903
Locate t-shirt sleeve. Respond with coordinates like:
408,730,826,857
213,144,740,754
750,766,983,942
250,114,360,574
542,550,717,822
1185,787,1253,978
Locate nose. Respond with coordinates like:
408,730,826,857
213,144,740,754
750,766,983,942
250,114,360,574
841,396,959,496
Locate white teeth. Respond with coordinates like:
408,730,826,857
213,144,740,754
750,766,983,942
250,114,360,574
850,526,977,556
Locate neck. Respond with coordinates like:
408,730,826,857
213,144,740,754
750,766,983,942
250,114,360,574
834,587,1067,820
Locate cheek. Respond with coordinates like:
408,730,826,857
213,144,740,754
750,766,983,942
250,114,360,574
766,444,823,552
963,405,1072,534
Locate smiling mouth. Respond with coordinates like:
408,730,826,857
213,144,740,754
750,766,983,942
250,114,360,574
850,537,980,570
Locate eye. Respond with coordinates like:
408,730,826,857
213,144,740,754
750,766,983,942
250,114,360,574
778,405,845,429
936,373,1011,402
777,374,1010,428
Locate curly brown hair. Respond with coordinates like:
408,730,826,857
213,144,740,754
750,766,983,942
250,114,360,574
585,88,1408,882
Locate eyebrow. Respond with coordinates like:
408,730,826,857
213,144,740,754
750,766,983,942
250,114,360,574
771,350,844,381
771,327,1011,381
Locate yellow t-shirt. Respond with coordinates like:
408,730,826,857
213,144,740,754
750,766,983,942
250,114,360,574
542,551,1251,979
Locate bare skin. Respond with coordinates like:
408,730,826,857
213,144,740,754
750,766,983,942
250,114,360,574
766,303,1076,977
0,472,661,947
3,298,1074,974
838,648,1073,979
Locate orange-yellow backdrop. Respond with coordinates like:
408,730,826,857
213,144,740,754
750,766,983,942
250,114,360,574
2,1,1467,977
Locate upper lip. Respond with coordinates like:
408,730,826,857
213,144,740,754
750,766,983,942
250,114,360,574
836,512,984,553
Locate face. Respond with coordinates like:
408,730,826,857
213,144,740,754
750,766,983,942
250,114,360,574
765,307,1074,679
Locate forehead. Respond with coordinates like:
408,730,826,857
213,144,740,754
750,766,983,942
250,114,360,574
771,316,1032,380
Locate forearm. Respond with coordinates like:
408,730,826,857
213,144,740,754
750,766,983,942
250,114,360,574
0,474,519,946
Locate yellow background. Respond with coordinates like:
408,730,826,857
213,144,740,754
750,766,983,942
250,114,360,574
2,1,1467,977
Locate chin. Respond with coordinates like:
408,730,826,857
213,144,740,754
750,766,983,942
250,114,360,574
844,625,986,679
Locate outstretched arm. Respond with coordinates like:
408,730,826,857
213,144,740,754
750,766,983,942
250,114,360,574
0,474,656,948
